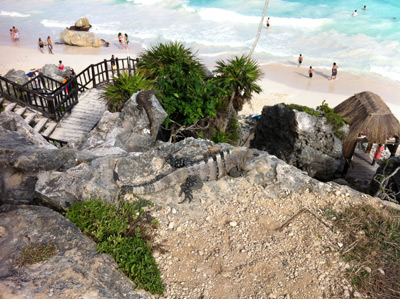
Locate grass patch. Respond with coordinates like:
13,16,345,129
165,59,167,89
19,243,57,266
65,197,164,295
325,205,400,298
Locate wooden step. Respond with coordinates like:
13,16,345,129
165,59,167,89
42,122,58,137
34,118,49,133
5,102,17,112
15,107,27,116
24,112,37,125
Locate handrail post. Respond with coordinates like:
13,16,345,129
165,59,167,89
135,58,139,75
104,59,109,82
47,95,56,120
127,56,132,75
116,58,120,75
91,64,96,88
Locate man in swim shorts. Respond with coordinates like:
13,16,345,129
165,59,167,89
298,54,303,67
330,62,338,80
309,66,314,78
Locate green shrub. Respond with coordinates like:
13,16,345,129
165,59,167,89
103,71,154,112
283,103,322,117
226,114,240,144
65,198,164,294
211,129,229,143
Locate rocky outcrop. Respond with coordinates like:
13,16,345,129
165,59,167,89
369,156,400,203
3,69,29,85
41,64,73,83
0,204,148,298
60,29,102,47
67,17,92,31
0,112,95,205
250,104,345,181
238,114,258,146
74,91,168,154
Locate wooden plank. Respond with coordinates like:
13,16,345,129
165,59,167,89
24,112,37,125
5,102,17,112
42,122,58,137
34,118,49,133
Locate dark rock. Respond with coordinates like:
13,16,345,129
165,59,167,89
369,156,400,203
0,205,149,298
250,104,344,181
3,69,29,85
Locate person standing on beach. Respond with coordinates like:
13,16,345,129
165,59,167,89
10,29,15,42
38,38,44,53
59,60,64,70
118,32,123,49
298,54,303,67
309,66,314,78
111,54,116,74
330,62,339,80
47,36,54,54
266,17,270,28
13,26,20,43
124,33,129,49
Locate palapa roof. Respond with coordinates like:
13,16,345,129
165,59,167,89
334,91,400,158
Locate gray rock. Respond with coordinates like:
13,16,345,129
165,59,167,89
3,69,29,85
0,205,149,298
75,91,168,154
41,64,72,83
60,29,103,47
238,114,258,146
250,104,344,181
74,17,91,28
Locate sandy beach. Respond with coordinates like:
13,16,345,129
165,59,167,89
1,44,400,121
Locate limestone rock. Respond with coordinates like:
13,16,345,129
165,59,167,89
75,91,168,154
237,114,258,146
60,29,102,47
250,104,344,181
41,63,72,83
3,69,29,85
0,205,149,298
75,17,90,29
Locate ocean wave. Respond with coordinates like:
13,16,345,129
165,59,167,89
0,10,30,18
41,19,70,28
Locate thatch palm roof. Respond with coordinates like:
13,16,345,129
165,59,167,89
334,91,400,158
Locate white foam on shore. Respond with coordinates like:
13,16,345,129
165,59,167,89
41,19,70,28
0,10,30,18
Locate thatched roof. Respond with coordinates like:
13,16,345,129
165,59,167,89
334,91,400,158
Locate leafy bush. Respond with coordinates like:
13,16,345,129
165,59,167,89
226,114,240,144
103,71,154,112
65,198,164,294
211,129,229,144
138,42,227,127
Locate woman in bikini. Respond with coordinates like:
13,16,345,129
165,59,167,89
59,60,64,70
118,32,123,49
124,33,129,49
47,36,53,54
38,38,44,53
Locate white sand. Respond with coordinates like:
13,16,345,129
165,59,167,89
1,44,400,121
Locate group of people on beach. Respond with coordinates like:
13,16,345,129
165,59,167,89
118,33,129,49
9,26,20,44
38,36,54,54
298,54,338,80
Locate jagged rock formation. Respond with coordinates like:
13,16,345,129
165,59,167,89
41,63,73,83
0,204,148,298
60,29,102,47
74,90,168,154
3,69,29,84
369,156,400,203
250,104,345,181
67,17,92,31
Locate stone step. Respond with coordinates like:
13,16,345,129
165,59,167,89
5,102,17,112
15,107,27,116
42,122,58,137
0,98,4,106
34,118,49,133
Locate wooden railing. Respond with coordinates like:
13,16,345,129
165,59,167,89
0,56,139,122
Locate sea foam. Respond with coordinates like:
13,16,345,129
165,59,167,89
0,10,30,18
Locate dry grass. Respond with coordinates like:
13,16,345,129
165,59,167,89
325,205,400,299
18,243,57,266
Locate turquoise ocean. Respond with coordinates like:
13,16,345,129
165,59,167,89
1,0,400,81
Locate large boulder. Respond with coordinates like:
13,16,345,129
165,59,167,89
74,17,91,29
369,156,400,203
3,69,29,85
41,64,72,83
0,205,148,298
0,112,95,204
250,104,344,181
60,29,102,47
74,91,168,154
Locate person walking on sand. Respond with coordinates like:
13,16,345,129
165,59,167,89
38,38,44,53
298,54,303,67
59,60,64,70
47,36,54,54
309,66,314,78
266,17,270,28
118,32,123,49
124,33,129,49
330,62,339,80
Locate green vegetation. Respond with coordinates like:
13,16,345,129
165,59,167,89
284,101,348,140
65,198,164,295
19,243,57,266
324,205,400,297
103,71,154,112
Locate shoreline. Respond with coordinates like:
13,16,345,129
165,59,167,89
1,44,400,121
